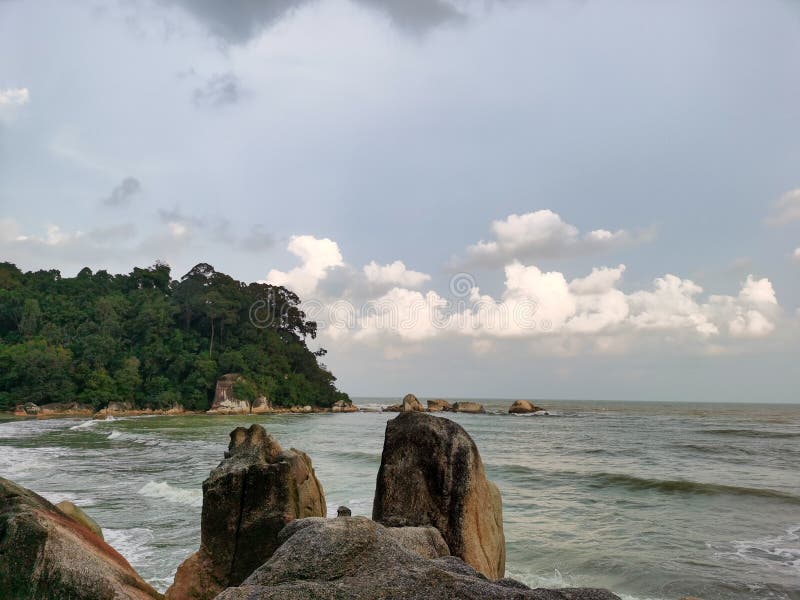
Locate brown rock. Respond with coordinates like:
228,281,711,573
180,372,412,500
208,374,251,414
166,424,326,600
373,412,505,579
508,400,543,414
0,476,161,600
250,396,271,414
37,402,94,417
385,393,426,413
13,402,39,416
56,500,104,540
427,399,452,412
452,401,485,414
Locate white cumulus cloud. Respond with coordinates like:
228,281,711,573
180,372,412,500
765,188,800,226
266,235,344,297
0,87,29,106
363,260,431,288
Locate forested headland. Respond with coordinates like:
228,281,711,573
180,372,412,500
0,261,348,411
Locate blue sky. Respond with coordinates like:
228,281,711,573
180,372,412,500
1,0,799,401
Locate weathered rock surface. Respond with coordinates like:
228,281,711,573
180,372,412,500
215,517,620,600
508,400,543,414
208,374,251,414
250,396,271,414
427,399,452,412
452,401,486,413
12,402,39,416
56,500,104,540
167,425,325,600
373,412,505,579
385,393,426,413
0,476,161,600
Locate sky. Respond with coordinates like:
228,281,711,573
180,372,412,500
1,0,799,402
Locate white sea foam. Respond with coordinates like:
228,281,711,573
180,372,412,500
710,524,800,573
69,420,98,430
138,481,203,507
104,527,155,568
0,445,69,477
107,430,123,440
326,497,372,518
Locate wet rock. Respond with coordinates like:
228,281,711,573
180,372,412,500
452,401,485,413
0,476,161,600
337,506,352,517
508,400,543,414
215,517,620,600
166,425,326,600
427,399,452,412
385,393,426,413
373,412,505,579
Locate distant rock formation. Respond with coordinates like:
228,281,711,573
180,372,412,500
0,476,161,600
385,393,426,413
452,401,485,414
215,516,620,600
13,402,39,416
427,399,452,412
373,412,505,579
166,424,325,600
508,400,543,414
56,500,104,540
331,399,358,413
13,402,95,417
208,374,270,415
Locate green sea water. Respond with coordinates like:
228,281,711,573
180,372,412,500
1,400,798,600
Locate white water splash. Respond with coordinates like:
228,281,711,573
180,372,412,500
138,481,203,507
709,524,800,573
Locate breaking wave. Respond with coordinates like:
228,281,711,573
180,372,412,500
138,481,202,507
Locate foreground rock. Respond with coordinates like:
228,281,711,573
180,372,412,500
508,400,544,414
56,500,104,540
427,399,452,412
385,393,426,412
167,425,325,600
452,401,486,413
0,477,160,600
373,412,505,579
216,517,620,600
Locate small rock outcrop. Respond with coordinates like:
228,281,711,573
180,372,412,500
208,374,252,414
427,399,452,412
56,500,104,540
215,517,620,600
452,401,485,414
331,399,357,413
508,400,543,414
35,402,94,417
13,402,39,416
385,393,425,412
250,396,271,414
0,477,161,600
166,425,325,600
373,412,505,579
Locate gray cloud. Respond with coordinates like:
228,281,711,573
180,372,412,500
193,73,242,108
240,224,275,252
102,177,141,207
161,0,465,44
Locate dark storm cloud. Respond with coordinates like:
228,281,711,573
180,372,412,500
102,177,141,207
193,73,242,108
162,0,465,43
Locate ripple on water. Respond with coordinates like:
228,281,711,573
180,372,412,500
138,481,203,508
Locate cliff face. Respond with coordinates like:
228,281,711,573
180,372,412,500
207,374,270,415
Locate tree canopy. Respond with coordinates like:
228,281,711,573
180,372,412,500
0,261,348,411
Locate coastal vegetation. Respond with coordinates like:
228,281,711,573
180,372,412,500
0,261,348,411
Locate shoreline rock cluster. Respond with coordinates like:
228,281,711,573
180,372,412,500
384,393,547,415
0,412,620,600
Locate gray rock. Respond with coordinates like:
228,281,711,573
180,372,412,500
214,517,620,600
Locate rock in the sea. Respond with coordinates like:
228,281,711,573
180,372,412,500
166,424,326,600
207,374,252,414
13,402,39,416
373,412,505,579
452,401,485,413
337,505,352,517
56,500,104,540
331,399,358,413
215,517,620,600
385,393,426,413
508,400,543,414
427,399,452,412
0,476,161,600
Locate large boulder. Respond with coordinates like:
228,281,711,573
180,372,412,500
166,425,326,600
13,402,39,416
508,400,543,414
0,477,161,600
373,412,505,579
452,401,485,414
385,393,425,413
215,517,620,600
56,500,104,540
331,399,358,413
427,399,452,412
208,374,252,414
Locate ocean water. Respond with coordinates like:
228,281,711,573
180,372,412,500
0,400,798,600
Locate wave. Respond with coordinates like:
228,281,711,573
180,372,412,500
138,481,203,507
103,527,154,569
588,473,800,504
702,428,800,439
69,420,99,431
709,524,800,574
332,450,381,463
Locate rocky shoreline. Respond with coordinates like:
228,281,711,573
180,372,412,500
0,412,620,600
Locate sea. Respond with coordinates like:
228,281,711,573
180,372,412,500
0,399,798,600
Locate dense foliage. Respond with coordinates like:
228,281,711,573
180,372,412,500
0,262,348,411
